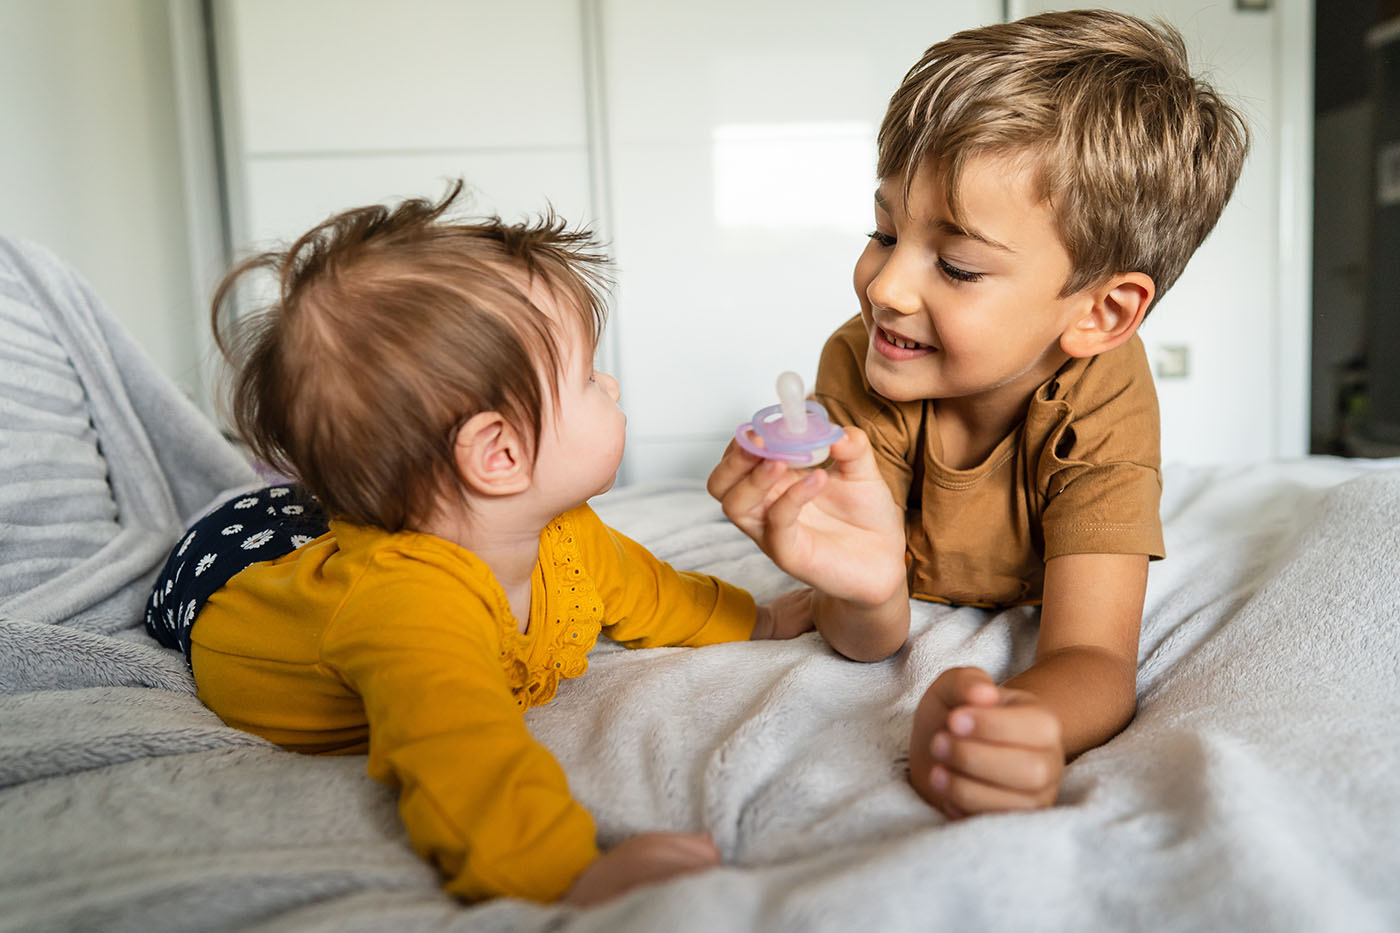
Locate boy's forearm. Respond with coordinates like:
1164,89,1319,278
1002,645,1137,758
812,587,909,662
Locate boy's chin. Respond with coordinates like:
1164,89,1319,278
865,359,930,403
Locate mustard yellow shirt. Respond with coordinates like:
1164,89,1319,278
190,503,756,902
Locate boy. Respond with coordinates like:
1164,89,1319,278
708,10,1248,817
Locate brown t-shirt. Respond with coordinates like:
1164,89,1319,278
815,315,1164,608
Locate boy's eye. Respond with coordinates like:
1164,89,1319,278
867,230,896,248
938,258,983,283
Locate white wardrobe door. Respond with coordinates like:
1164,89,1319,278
241,155,593,247
598,1,1004,482
219,0,594,252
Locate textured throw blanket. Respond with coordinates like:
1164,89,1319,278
2,236,1398,932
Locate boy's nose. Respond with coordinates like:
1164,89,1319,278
866,255,921,317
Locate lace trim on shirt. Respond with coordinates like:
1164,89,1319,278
491,577,535,708
544,515,603,682
502,514,604,711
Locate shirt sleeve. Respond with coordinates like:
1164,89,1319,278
567,506,756,648
814,315,917,508
1035,340,1166,560
321,564,598,903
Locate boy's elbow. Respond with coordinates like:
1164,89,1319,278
826,618,909,663
838,639,905,663
812,587,910,662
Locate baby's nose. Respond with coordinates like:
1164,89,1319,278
599,371,621,402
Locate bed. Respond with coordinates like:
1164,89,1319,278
3,236,1399,932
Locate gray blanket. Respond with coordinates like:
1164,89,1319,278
2,236,1399,932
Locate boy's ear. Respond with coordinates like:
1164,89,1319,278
1060,272,1155,359
453,412,532,496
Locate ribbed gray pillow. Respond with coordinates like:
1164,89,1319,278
0,237,257,636
0,271,122,598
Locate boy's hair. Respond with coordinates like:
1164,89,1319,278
878,9,1249,308
211,180,610,532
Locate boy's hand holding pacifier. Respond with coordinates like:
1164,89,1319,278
908,667,1065,819
709,373,905,610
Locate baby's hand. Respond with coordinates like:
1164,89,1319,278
751,587,816,640
707,426,905,609
908,667,1064,818
562,831,720,906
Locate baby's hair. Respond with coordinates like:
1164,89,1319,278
211,179,611,531
879,9,1249,309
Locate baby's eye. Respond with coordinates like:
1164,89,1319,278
867,230,896,248
938,258,983,283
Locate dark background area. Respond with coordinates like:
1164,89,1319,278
1312,0,1400,455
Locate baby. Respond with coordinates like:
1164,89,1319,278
710,10,1248,817
144,181,811,903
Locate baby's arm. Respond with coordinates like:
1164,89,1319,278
578,506,815,648
328,580,717,903
909,552,1146,815
708,427,909,661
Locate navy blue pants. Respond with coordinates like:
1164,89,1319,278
144,483,328,660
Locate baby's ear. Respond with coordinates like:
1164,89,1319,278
1060,272,1155,359
453,412,532,496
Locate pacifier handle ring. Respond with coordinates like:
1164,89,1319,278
734,422,823,463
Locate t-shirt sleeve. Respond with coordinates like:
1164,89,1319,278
322,568,598,903
1035,340,1165,560
814,315,916,508
568,506,756,648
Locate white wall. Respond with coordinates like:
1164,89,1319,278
218,0,1312,482
0,0,1313,475
1014,0,1313,465
0,0,201,399
215,0,1005,482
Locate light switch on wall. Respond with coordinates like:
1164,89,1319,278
1156,344,1191,379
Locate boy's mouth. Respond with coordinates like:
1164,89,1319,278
874,325,935,360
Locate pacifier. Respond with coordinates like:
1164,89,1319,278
735,371,845,466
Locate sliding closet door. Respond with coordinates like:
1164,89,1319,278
597,1,1002,482
215,0,595,250
214,1,1003,483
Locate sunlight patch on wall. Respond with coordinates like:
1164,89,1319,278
711,122,875,230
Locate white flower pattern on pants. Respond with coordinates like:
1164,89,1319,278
143,484,327,660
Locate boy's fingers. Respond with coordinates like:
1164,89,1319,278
826,426,880,480
931,731,1059,794
707,439,760,500
718,463,807,535
946,702,1062,750
962,681,1000,707
929,666,997,708
764,468,827,534
931,764,1049,814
